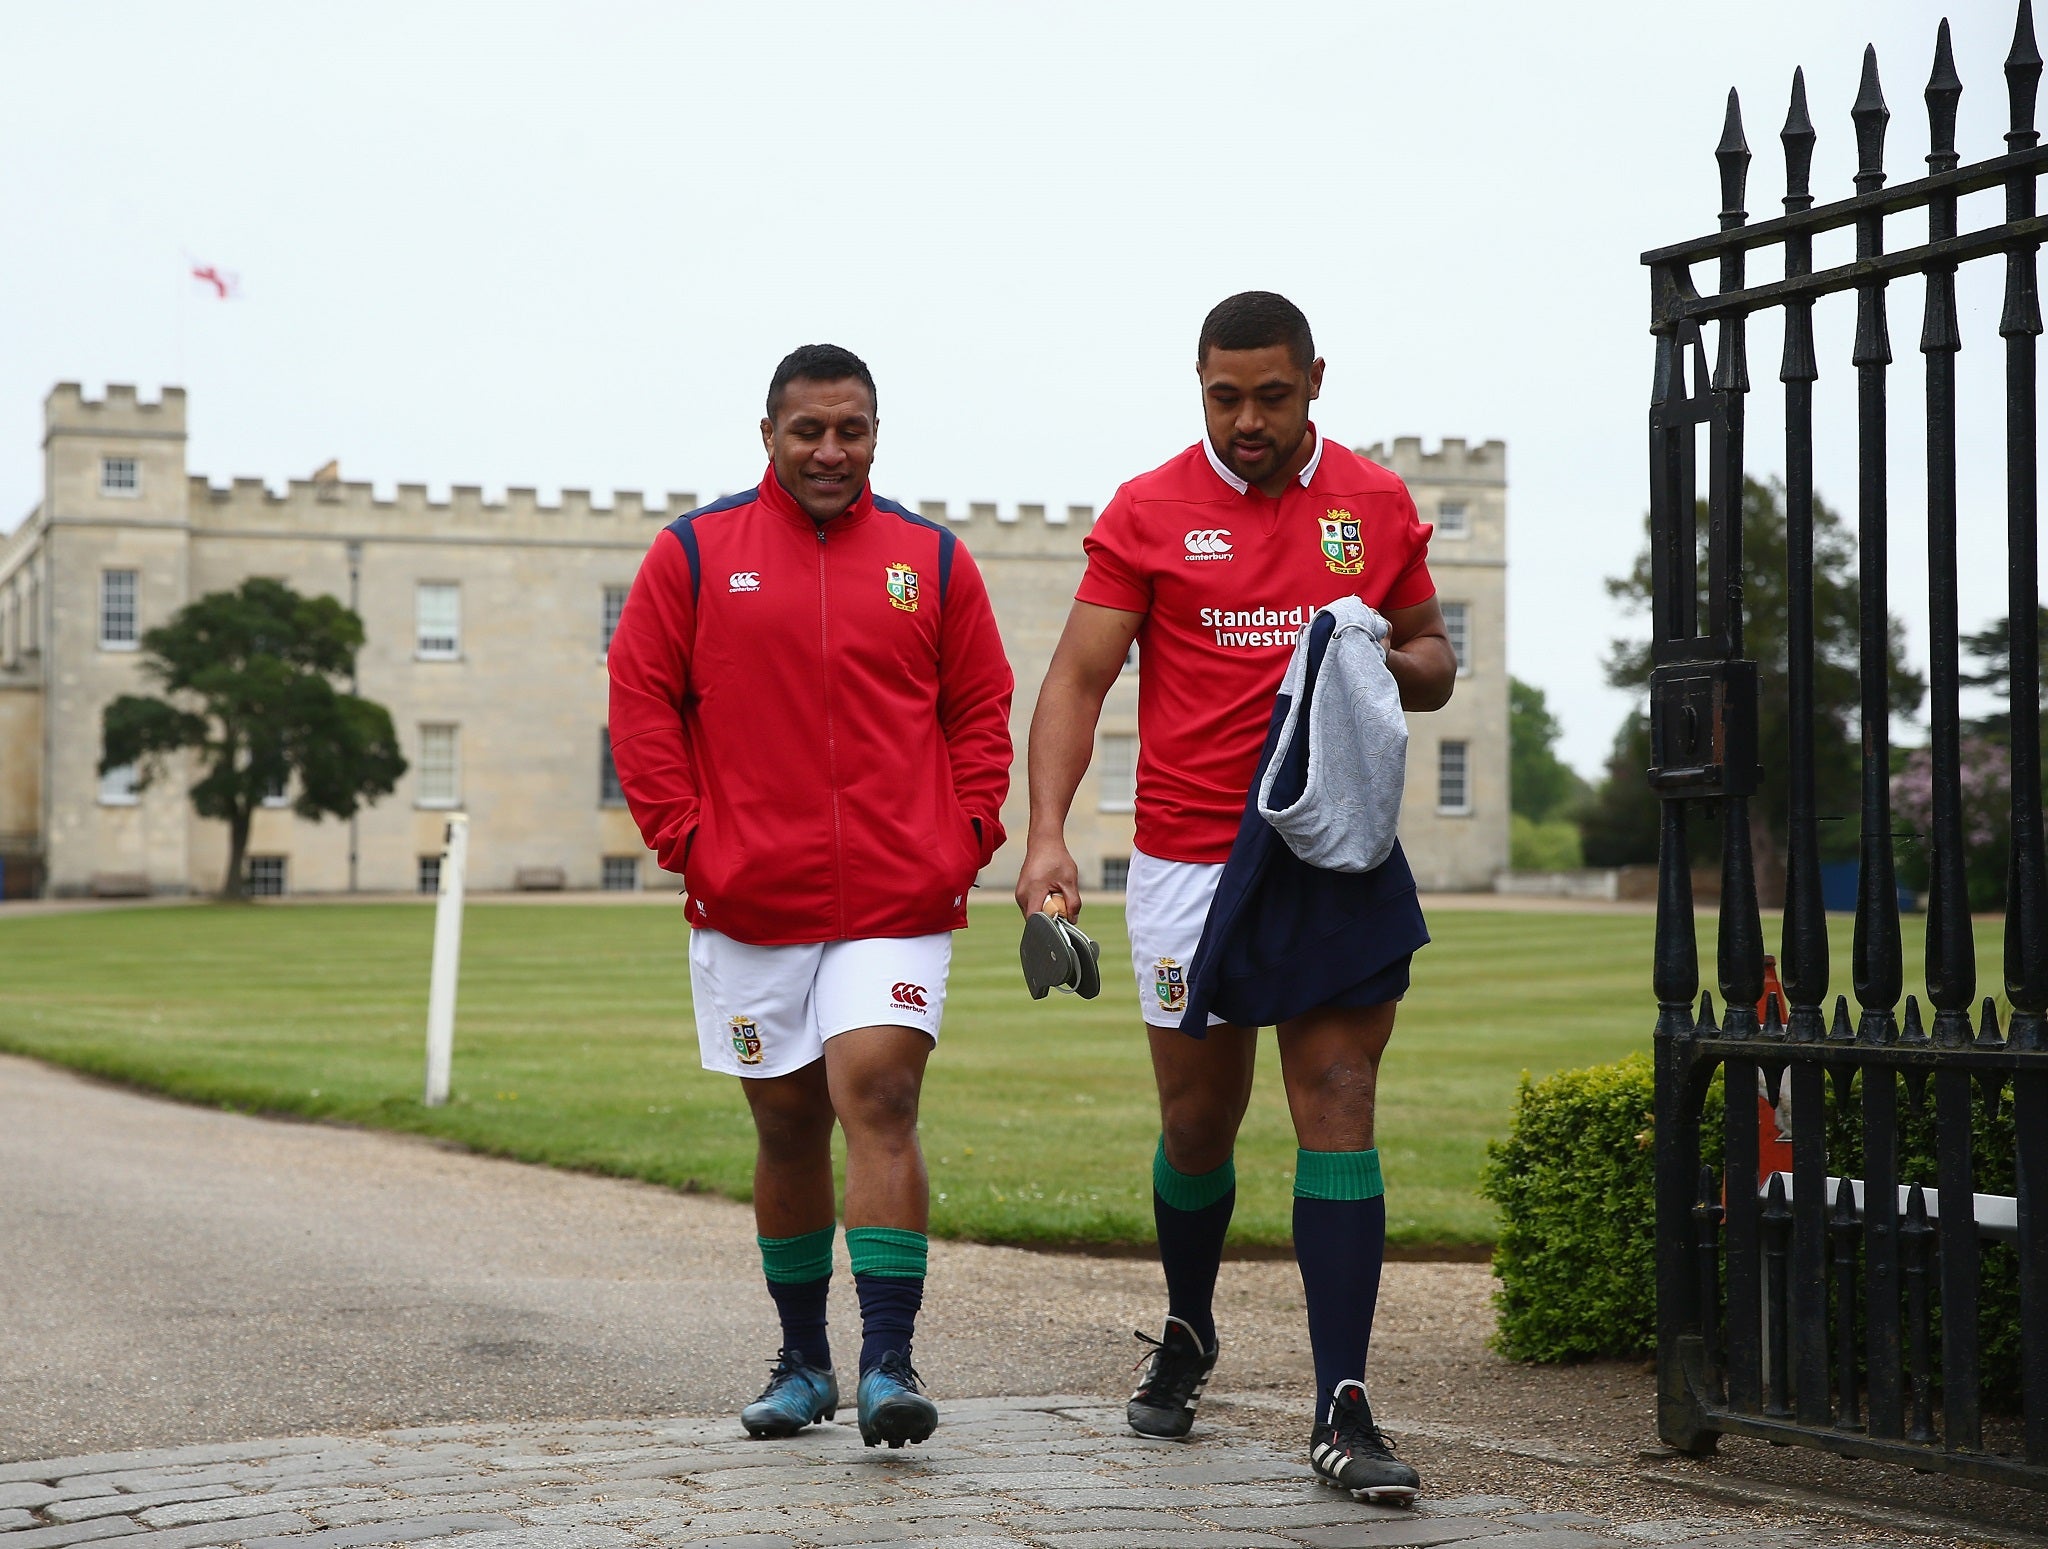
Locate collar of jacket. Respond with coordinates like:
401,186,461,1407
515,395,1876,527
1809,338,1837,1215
756,464,877,532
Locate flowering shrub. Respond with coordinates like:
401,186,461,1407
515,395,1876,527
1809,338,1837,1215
1891,738,2012,909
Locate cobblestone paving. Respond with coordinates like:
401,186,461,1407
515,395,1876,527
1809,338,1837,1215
0,1398,1935,1549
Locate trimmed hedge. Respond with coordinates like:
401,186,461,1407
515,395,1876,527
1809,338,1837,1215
1480,1055,1667,1361
1483,1051,2021,1407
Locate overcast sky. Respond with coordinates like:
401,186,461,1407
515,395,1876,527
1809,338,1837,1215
3,1,2038,776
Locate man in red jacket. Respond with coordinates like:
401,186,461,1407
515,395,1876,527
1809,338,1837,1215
608,344,1013,1449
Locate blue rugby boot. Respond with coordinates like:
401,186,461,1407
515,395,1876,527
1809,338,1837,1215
856,1350,938,1448
740,1348,839,1438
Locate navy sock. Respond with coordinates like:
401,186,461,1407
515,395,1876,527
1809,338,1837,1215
1152,1139,1235,1350
854,1273,925,1374
763,1275,832,1371
1293,1148,1387,1427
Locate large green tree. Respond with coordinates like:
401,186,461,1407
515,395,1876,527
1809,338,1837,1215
1509,676,1589,822
100,579,407,898
1959,604,2048,742
1603,476,1924,905
1578,711,1660,869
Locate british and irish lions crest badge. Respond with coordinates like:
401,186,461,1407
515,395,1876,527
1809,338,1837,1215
1317,509,1365,576
886,562,920,613
729,1016,763,1066
1153,957,1187,1014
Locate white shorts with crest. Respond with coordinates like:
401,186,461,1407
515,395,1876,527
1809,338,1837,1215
1123,847,1228,1030
688,927,951,1079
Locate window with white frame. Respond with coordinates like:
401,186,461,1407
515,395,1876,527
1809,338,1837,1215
100,456,138,496
100,569,139,649
601,855,641,892
1101,855,1131,892
418,855,442,895
418,723,459,806
415,583,461,659
599,728,625,806
1098,733,1136,812
1437,501,1469,537
98,762,140,806
1438,739,1471,814
1442,601,1470,675
602,585,630,653
246,855,287,897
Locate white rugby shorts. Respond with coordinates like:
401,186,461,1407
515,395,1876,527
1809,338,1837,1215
1124,847,1228,1030
689,927,952,1079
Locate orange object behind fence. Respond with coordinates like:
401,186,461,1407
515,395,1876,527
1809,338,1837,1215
1755,954,1793,1182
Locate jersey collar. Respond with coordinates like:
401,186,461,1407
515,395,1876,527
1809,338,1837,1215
1200,423,1324,496
757,464,876,529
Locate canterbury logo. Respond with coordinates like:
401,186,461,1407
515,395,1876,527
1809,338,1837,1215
728,571,761,592
890,982,929,1010
1183,528,1233,559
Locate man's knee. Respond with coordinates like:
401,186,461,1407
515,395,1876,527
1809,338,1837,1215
1293,1054,1380,1114
746,1073,835,1154
837,1065,923,1144
1160,1101,1238,1175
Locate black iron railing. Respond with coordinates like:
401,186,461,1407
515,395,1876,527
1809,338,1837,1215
1646,4,2048,1489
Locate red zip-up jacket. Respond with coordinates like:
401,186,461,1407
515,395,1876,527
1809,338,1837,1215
607,467,1014,946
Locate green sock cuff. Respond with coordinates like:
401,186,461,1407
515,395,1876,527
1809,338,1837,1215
1153,1136,1237,1212
845,1225,928,1279
758,1225,835,1284
1293,1147,1384,1201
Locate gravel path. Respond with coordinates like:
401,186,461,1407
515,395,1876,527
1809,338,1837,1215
1,1056,2032,1548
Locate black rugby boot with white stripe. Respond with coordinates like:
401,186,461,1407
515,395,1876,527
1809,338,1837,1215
1309,1379,1420,1505
1126,1316,1217,1438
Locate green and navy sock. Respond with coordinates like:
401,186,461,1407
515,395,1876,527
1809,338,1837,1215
847,1225,927,1375
1152,1137,1235,1350
1292,1147,1386,1427
759,1225,834,1372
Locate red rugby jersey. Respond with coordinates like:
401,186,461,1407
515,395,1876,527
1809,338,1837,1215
1077,430,1436,862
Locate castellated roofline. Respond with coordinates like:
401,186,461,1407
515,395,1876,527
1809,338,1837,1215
45,382,188,433
185,475,1099,529
1357,436,1507,484
914,500,1097,528
192,475,707,523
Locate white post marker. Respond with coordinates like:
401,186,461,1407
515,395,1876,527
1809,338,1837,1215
422,813,469,1107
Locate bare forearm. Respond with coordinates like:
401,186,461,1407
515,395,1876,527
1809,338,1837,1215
1387,637,1458,711
1026,673,1106,841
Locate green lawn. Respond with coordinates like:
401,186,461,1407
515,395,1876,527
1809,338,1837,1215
0,900,1936,1248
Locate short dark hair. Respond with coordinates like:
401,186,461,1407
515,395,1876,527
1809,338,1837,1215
765,343,877,423
1197,291,1315,370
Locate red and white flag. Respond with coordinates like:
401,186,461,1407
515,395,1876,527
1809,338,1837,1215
189,261,242,300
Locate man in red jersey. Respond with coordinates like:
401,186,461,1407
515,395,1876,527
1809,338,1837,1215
609,344,1013,1450
1015,294,1455,1503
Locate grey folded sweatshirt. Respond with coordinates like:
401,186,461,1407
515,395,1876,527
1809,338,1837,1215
1254,596,1408,873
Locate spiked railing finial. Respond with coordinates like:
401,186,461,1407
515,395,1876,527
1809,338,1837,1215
1927,18,1963,172
2009,0,2043,146
1853,44,1891,192
1717,88,1751,226
1783,67,1817,210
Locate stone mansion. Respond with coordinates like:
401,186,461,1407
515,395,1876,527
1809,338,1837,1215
0,385,1508,899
